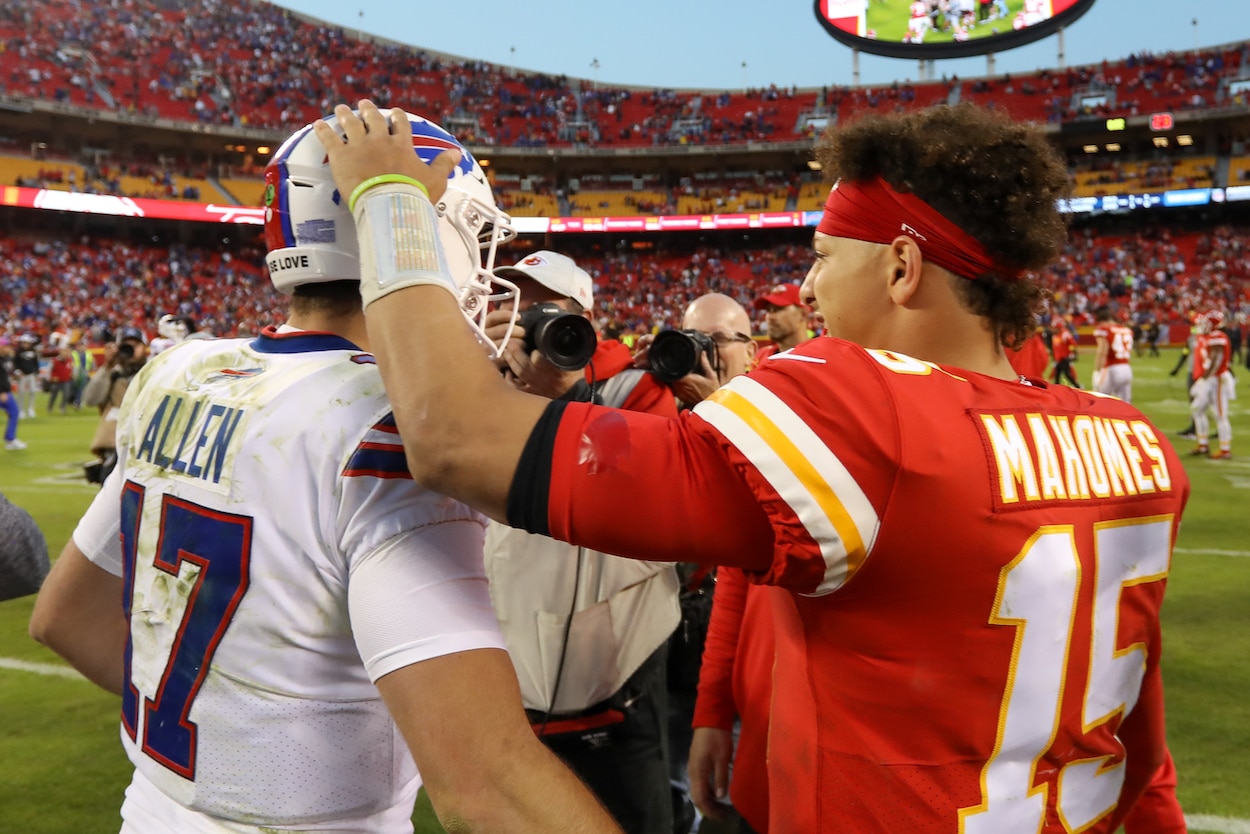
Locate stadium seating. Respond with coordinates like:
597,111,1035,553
3,223,1245,353
5,0,1242,149
1,0,1248,358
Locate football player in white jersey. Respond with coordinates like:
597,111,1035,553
30,111,621,834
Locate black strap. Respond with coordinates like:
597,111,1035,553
505,398,568,536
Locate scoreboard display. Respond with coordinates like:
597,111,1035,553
815,0,1096,59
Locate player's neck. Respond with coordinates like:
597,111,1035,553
880,311,1017,380
285,311,371,352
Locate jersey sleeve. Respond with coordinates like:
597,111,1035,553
517,400,776,573
526,339,899,594
687,344,898,594
337,411,502,681
77,357,156,576
348,519,504,682
336,412,487,559
692,567,748,730
72,465,125,577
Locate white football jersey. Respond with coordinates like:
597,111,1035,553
74,326,503,832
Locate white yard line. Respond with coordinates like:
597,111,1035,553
1188,814,1250,834
1175,547,1250,558
0,657,85,679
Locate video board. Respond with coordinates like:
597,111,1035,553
814,0,1096,59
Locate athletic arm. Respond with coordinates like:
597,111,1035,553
693,568,749,730
316,101,546,521
688,568,749,820
28,538,127,695
376,649,622,833
344,498,619,832
1204,344,1225,379
1094,336,1109,371
316,102,771,561
508,400,774,572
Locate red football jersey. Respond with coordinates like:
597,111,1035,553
1195,330,1231,377
543,337,1189,833
1052,327,1076,361
1095,323,1135,367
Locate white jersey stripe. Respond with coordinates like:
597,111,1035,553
696,376,880,595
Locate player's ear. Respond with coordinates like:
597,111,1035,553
886,235,923,305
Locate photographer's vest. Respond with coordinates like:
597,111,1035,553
484,367,680,714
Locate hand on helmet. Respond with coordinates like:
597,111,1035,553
314,99,461,207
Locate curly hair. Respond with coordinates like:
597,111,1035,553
814,104,1071,348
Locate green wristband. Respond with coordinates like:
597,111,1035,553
348,174,430,213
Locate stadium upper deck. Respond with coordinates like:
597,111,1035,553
1,0,1247,150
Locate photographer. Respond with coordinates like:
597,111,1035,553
483,251,680,834
634,294,768,832
81,327,148,483
637,293,758,409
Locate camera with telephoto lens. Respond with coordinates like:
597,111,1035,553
516,302,597,371
649,329,717,383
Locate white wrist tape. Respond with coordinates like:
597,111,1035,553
352,183,458,309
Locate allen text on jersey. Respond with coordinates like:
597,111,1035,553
133,392,246,484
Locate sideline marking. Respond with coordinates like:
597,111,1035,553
0,657,85,679
1188,815,1250,834
1175,547,1250,558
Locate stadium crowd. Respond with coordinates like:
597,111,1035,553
2,225,1247,361
1,0,1247,149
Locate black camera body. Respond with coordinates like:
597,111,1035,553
516,302,597,371
649,329,717,383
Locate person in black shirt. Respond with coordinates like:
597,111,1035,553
12,334,41,419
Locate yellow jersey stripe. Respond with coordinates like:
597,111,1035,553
697,376,878,595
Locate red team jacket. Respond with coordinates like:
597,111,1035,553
515,337,1189,833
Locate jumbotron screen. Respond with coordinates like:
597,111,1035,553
815,0,1096,59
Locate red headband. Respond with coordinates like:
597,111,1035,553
817,177,1018,280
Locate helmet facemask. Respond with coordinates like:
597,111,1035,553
436,178,518,356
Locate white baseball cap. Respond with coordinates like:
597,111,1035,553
494,251,594,309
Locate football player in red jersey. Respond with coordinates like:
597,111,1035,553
1093,305,1136,402
1189,310,1236,458
317,101,1189,834
1050,314,1081,387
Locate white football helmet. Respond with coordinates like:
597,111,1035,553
1196,310,1225,335
156,314,189,342
263,109,517,346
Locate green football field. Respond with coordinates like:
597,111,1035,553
1,348,1247,833
866,0,1027,46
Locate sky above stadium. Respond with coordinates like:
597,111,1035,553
273,0,1250,91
